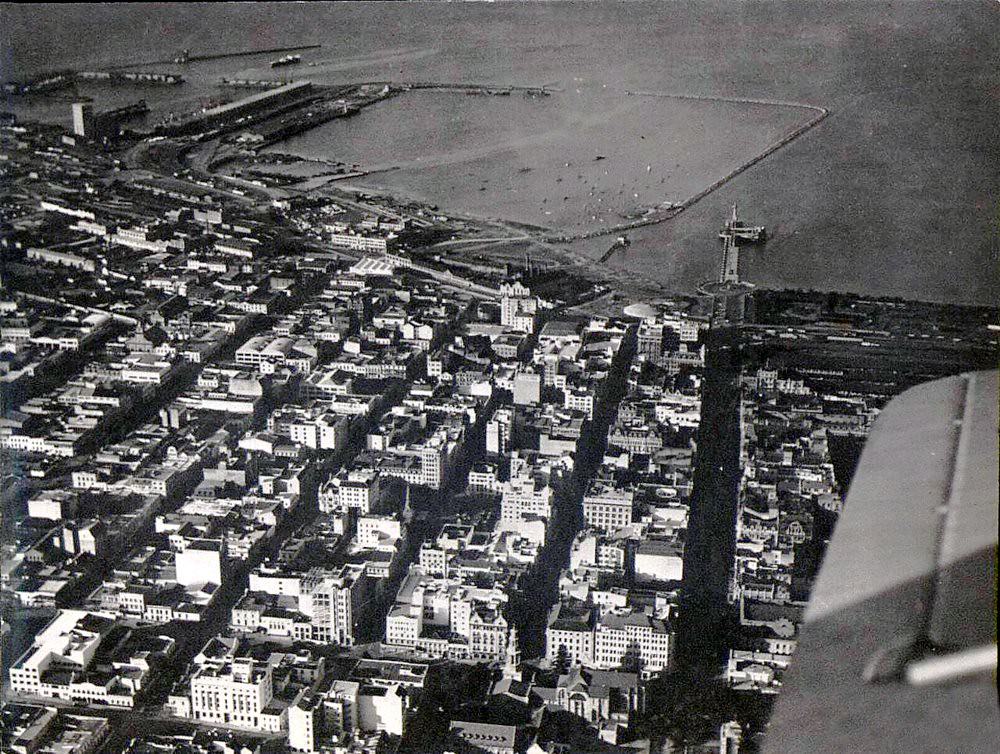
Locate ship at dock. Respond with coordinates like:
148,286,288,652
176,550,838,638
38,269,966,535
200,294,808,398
271,55,302,68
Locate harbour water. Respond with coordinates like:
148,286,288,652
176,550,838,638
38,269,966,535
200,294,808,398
2,1,997,305
269,89,811,234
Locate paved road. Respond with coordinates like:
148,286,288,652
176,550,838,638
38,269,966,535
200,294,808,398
515,325,638,659
676,326,744,672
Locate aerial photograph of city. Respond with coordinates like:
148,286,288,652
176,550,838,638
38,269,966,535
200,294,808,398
0,2,997,753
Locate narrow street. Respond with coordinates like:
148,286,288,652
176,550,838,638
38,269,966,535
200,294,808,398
676,325,744,672
516,325,637,659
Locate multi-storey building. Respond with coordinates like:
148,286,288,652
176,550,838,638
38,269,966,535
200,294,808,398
243,565,370,645
267,404,352,452
8,610,169,707
486,407,512,456
469,605,509,661
356,514,405,550
499,281,538,334
546,602,596,667
190,657,274,729
384,567,509,661
330,232,397,253
499,474,553,527
563,386,595,419
593,609,673,674
288,693,322,752
319,469,381,514
235,335,318,375
569,531,629,574
582,481,634,534
606,420,664,456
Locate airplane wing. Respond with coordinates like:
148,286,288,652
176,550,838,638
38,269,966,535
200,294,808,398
764,369,999,753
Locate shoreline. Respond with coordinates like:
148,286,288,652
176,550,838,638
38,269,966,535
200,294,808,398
181,81,847,303
263,83,828,252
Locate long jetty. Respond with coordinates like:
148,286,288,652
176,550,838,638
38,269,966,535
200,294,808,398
624,90,827,115
401,81,552,96
182,43,322,64
546,93,830,245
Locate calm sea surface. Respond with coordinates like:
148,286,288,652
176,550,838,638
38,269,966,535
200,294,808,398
2,2,997,305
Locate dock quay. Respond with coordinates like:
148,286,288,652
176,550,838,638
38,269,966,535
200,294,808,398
102,100,150,121
153,80,316,136
2,69,182,95
77,70,184,85
251,104,362,148
2,70,75,95
221,78,293,90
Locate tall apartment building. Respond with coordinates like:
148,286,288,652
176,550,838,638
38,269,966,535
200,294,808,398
272,409,350,451
175,539,225,588
71,102,93,137
419,442,446,489
288,693,322,752
369,426,458,491
513,370,541,406
486,407,512,456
